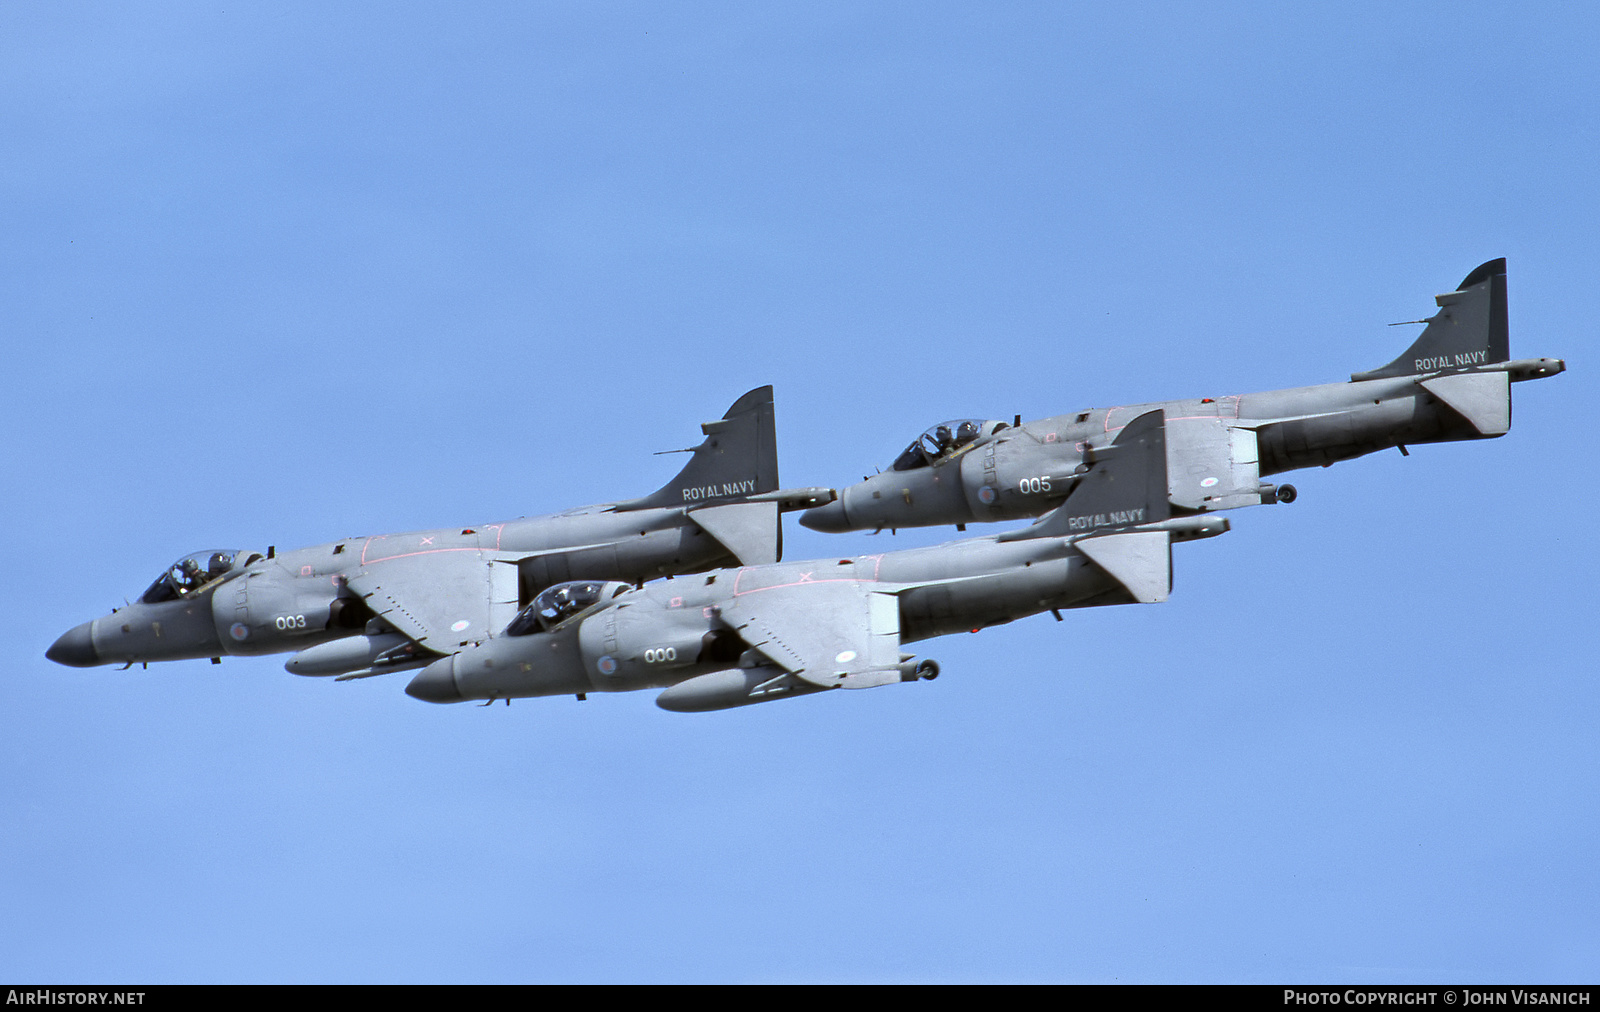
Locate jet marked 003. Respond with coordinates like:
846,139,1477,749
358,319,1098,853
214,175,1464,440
48,388,836,681
681,480,758,501
1416,350,1489,371
1066,508,1148,531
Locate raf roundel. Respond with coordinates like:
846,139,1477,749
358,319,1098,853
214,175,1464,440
597,655,618,676
978,485,997,505
450,620,471,632
1200,477,1219,488
229,622,249,642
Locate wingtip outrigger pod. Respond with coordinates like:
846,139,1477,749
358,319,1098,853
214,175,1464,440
1351,259,1510,382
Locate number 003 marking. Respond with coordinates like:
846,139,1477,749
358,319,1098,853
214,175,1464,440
274,614,308,630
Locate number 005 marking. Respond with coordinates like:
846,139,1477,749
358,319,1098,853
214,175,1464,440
1019,477,1052,494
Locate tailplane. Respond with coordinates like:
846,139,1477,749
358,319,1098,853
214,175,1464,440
1351,259,1509,382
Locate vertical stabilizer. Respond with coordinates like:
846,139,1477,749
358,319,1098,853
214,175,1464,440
1000,409,1170,541
617,386,780,511
1351,259,1509,381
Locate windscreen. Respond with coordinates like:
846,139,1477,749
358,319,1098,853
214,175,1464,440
890,419,995,471
139,550,250,604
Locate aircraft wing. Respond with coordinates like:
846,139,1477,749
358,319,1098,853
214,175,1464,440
345,551,521,653
719,581,905,689
1165,416,1264,511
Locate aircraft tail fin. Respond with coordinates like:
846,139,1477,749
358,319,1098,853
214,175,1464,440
616,386,780,512
1000,409,1171,542
1351,259,1509,382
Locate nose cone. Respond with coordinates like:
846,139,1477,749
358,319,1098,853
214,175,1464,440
47,621,100,667
800,498,853,533
405,657,463,704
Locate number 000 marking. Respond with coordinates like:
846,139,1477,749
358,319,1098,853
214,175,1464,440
644,647,678,664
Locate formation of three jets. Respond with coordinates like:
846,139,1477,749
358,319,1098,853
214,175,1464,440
48,260,1565,713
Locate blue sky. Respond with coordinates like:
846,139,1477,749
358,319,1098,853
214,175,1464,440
3,2,1595,983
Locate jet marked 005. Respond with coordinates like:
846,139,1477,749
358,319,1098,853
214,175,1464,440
801,260,1564,536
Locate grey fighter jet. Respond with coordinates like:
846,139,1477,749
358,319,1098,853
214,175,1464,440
800,259,1565,535
47,387,833,680
405,409,1227,712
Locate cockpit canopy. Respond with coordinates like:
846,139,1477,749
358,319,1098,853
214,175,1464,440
891,419,1008,471
506,580,630,637
140,549,260,604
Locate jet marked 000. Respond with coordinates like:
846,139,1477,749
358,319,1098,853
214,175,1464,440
405,411,1205,713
